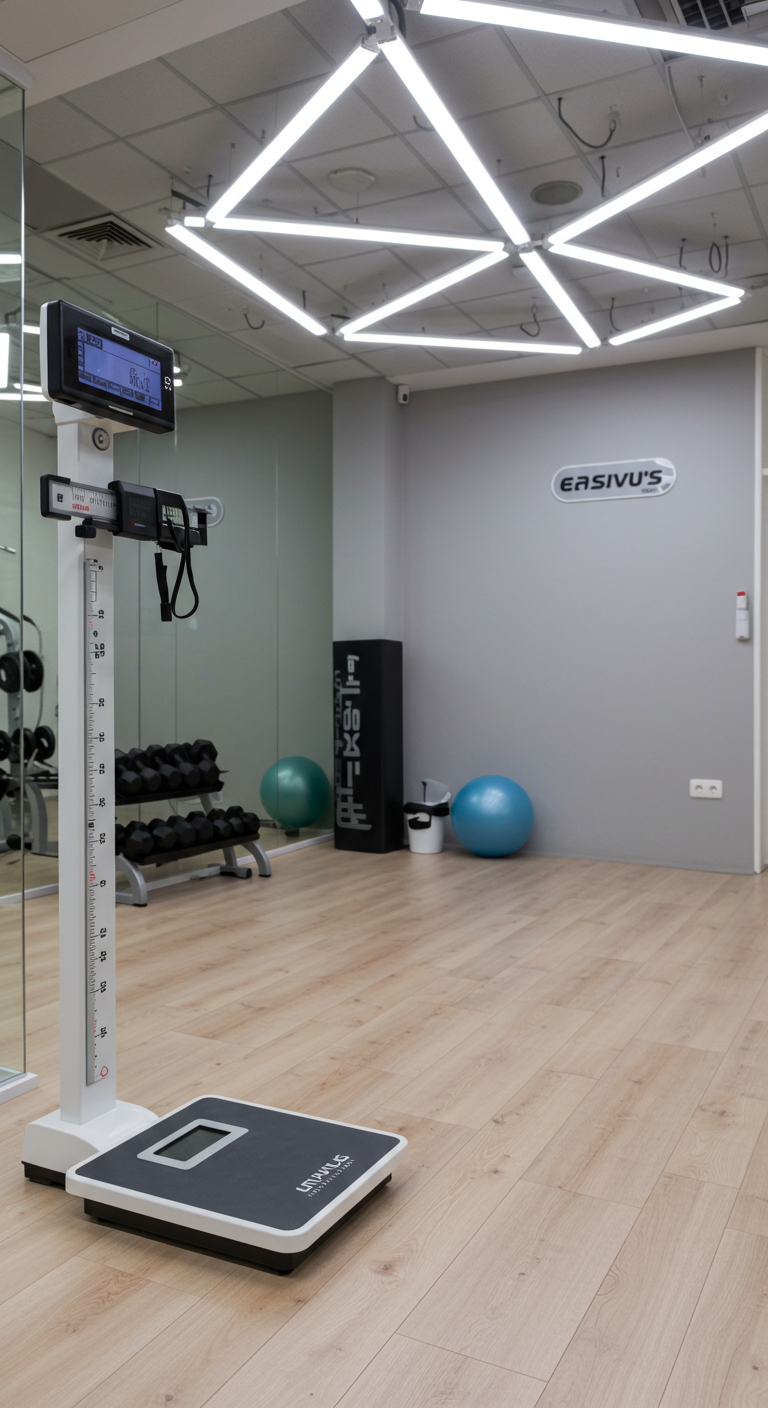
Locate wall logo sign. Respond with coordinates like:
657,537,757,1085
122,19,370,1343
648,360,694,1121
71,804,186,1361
552,458,676,502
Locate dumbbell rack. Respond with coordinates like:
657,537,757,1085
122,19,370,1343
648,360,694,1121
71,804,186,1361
114,787,271,907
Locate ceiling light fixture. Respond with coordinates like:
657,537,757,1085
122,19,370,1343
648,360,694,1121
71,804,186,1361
420,0,768,68
380,32,600,346
0,254,21,264
349,0,385,17
166,224,327,334
22,324,40,335
0,392,47,402
519,250,601,348
341,330,581,353
552,242,745,299
550,107,768,246
210,216,504,253
174,379,183,387
340,249,508,335
14,383,44,393
206,42,377,222
609,294,741,345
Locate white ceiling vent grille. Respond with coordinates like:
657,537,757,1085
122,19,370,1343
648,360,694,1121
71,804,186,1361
52,216,157,261
670,0,745,28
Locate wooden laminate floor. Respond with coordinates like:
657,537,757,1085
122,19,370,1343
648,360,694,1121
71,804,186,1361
2,846,768,1407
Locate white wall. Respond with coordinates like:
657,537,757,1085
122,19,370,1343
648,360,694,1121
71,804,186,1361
335,349,759,873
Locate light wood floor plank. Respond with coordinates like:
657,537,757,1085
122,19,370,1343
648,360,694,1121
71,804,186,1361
337,1335,546,1408
727,1114,768,1237
400,1179,638,1379
658,1228,768,1408
664,1091,768,1188
526,1039,722,1206
637,967,757,1052
537,1173,735,1408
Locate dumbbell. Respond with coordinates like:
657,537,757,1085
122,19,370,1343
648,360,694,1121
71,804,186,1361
115,823,126,854
163,815,195,848
34,725,55,761
226,806,259,837
206,808,233,840
12,727,37,760
115,754,153,796
164,744,201,790
187,739,217,765
186,811,215,843
147,817,177,851
123,820,154,859
0,730,10,762
239,811,260,835
142,744,182,792
125,747,163,794
115,760,142,797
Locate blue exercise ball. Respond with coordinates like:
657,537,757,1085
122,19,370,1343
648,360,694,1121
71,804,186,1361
451,774,534,858
260,755,331,830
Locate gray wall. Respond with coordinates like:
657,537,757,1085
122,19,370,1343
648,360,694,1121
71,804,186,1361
114,392,333,819
333,350,758,873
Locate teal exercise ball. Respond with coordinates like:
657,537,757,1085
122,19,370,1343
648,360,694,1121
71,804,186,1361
260,755,331,830
451,774,534,858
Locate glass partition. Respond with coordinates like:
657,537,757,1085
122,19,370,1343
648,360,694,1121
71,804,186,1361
0,78,26,1085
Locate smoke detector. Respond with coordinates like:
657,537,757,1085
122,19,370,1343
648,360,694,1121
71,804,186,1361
328,168,375,194
531,180,583,206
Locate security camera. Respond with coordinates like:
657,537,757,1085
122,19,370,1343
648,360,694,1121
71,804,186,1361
396,384,410,405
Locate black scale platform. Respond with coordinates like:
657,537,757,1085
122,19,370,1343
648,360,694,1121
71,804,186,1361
67,1096,407,1271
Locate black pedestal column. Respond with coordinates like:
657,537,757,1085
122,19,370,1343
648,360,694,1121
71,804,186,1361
333,640,403,853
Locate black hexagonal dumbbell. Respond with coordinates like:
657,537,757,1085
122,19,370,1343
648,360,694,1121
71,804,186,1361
186,739,217,765
125,747,162,794
123,820,154,859
186,811,215,843
167,815,196,848
115,822,126,854
164,744,201,791
147,817,177,851
142,744,182,792
206,808,233,841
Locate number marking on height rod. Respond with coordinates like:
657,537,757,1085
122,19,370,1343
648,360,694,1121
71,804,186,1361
84,557,112,1084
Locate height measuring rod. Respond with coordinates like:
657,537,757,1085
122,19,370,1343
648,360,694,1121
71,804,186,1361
22,302,185,1182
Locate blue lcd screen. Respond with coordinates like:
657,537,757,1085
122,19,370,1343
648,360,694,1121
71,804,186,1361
77,327,162,410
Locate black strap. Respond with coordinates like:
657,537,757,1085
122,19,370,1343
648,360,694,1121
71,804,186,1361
156,501,200,622
403,801,450,817
154,553,172,622
408,816,432,830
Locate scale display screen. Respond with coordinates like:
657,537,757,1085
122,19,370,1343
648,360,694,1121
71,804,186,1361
158,1126,228,1163
78,328,162,410
41,300,175,434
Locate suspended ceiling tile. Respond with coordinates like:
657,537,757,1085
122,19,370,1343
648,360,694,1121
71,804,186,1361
670,58,768,131
0,0,183,62
47,142,171,210
232,369,320,394
349,344,449,374
326,360,379,383
728,136,768,186
362,58,435,136
131,109,261,187
26,234,106,280
174,332,280,377
286,0,364,64
508,32,654,95
279,338,350,364
66,60,211,138
347,188,489,235
557,68,675,149
25,99,110,165
416,27,537,118
166,12,328,105
288,134,441,208
60,273,159,315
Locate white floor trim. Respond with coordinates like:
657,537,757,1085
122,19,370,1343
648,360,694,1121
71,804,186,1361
0,1070,38,1104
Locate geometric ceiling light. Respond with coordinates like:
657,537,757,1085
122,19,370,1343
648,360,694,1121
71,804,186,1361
417,0,768,343
167,25,594,355
167,0,763,358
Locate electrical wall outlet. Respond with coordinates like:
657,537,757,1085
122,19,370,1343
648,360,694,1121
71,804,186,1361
689,779,723,799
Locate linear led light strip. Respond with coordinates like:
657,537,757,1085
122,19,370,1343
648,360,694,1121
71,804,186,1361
420,0,768,67
167,224,327,335
340,250,507,335
553,243,744,299
206,216,504,254
609,294,741,345
207,42,377,223
343,330,581,353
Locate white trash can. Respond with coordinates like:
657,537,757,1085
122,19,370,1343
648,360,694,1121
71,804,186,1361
404,779,451,854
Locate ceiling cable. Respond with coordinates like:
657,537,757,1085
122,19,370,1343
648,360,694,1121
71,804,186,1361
519,302,541,336
557,97,617,150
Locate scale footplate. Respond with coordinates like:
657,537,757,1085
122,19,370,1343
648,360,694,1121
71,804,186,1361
67,1096,408,1271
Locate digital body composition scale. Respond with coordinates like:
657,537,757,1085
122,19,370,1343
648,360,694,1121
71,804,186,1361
68,1097,407,1271
22,300,408,1270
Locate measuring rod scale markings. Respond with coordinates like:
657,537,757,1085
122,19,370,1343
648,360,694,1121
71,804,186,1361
22,300,408,1270
84,553,113,1085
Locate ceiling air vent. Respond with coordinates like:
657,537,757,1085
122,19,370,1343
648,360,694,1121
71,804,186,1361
669,0,745,28
53,216,157,261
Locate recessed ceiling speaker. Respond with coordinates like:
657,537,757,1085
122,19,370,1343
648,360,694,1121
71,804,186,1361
328,168,376,193
531,180,583,206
